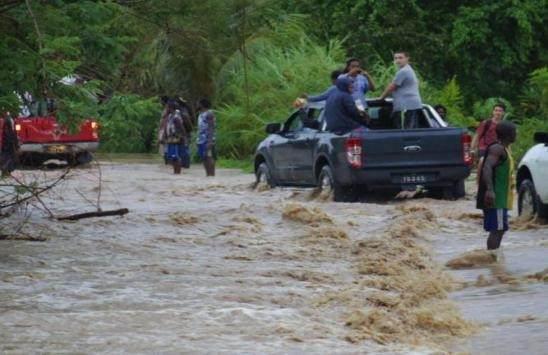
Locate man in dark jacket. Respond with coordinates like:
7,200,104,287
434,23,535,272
325,76,367,134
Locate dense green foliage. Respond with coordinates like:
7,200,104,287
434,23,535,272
0,0,546,162
217,35,345,158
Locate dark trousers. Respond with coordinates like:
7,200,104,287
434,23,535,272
392,109,422,129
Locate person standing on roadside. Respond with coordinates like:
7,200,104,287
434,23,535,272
471,103,507,185
1,112,19,177
339,58,376,112
379,51,423,129
196,98,216,177
471,103,507,159
476,121,516,250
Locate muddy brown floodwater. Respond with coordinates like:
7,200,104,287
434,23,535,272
1,160,547,354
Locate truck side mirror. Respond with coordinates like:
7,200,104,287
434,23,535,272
266,123,281,134
534,132,548,145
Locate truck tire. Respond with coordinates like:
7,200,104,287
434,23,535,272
255,162,275,188
452,179,466,199
318,165,356,202
518,179,548,218
68,152,93,167
21,153,45,167
77,152,93,165
433,179,466,200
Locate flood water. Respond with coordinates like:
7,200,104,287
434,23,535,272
1,159,546,353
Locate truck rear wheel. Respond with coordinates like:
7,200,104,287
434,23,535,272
451,179,466,199
318,165,356,202
20,153,45,167
68,152,93,167
431,179,466,200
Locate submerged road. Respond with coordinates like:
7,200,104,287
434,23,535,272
1,161,547,353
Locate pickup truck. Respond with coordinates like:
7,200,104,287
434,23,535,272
254,99,473,201
0,115,99,166
517,132,548,218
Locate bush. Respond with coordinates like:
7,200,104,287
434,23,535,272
520,67,548,120
98,95,161,153
215,36,345,159
421,76,476,128
472,97,513,124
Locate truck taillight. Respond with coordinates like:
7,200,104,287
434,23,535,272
15,124,21,131
346,137,362,168
462,133,472,166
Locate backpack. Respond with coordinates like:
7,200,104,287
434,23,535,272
479,119,493,145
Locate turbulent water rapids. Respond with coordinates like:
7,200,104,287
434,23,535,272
1,161,547,354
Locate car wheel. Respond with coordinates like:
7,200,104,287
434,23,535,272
431,179,465,200
317,165,355,202
77,152,93,165
519,179,548,218
255,162,274,188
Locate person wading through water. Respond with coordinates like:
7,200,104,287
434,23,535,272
158,96,170,164
196,98,216,177
476,121,517,250
164,100,187,174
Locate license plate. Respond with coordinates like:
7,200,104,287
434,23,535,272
46,145,67,153
401,174,427,184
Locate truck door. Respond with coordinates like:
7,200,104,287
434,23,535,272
270,112,302,183
289,108,322,184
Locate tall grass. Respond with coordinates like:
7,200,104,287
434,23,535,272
215,36,345,159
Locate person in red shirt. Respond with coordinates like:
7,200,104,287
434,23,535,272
472,103,506,158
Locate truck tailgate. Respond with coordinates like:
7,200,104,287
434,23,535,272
360,128,465,169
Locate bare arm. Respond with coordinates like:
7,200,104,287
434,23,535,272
379,83,396,100
471,121,484,152
363,71,376,92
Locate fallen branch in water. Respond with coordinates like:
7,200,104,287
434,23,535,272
57,208,129,221
0,233,48,242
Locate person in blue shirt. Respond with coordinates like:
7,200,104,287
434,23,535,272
196,98,216,177
325,76,368,134
339,58,376,110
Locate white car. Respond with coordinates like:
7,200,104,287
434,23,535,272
517,132,548,218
